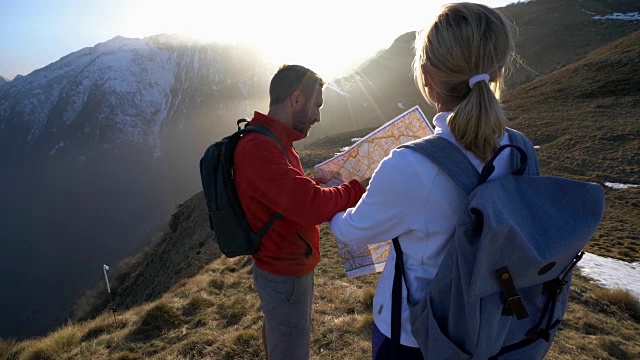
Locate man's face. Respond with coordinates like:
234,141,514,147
292,87,323,137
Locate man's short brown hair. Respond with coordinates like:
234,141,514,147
269,64,325,106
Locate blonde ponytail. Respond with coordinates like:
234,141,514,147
449,78,508,162
413,3,515,162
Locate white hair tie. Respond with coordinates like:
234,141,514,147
468,74,490,88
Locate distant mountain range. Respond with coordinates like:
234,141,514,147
1,0,640,340
311,0,640,141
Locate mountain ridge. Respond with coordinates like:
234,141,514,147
313,0,640,143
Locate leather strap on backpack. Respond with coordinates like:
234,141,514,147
491,252,585,359
496,267,530,320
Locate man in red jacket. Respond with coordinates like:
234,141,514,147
235,64,368,359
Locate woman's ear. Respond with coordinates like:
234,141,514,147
421,64,430,88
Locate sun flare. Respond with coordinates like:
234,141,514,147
119,0,441,80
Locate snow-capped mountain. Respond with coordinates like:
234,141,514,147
0,34,273,156
0,34,277,339
0,75,9,87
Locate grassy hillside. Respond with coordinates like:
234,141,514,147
3,14,640,360
503,30,640,262
500,0,640,87
1,224,639,359
313,0,640,143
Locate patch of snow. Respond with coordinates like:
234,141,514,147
335,138,364,155
593,12,640,21
50,141,67,155
533,145,541,149
582,9,596,15
578,252,640,300
398,103,406,109
238,79,248,97
193,53,200,73
354,74,363,81
327,82,349,96
604,182,640,189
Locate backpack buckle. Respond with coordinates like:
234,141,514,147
543,279,568,301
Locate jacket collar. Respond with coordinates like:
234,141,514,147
433,111,453,137
250,111,305,145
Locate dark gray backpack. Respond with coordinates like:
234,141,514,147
391,129,605,359
199,119,289,257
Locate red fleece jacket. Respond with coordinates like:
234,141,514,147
234,112,366,276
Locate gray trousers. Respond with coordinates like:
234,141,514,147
253,265,314,360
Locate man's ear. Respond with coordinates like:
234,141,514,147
290,88,305,110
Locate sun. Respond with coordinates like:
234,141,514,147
119,0,401,81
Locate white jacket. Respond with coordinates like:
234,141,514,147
330,112,515,347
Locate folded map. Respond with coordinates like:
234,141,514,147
314,106,434,277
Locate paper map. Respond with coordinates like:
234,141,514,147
314,106,434,277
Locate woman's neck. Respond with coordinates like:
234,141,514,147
435,97,461,113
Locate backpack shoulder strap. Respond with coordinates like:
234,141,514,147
240,123,291,164
506,128,540,176
398,136,480,195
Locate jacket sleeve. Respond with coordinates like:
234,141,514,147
330,148,435,245
234,135,366,226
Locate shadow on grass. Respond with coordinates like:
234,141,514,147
126,302,181,343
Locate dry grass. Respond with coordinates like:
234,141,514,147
546,273,640,360
3,154,635,357
592,288,640,322
1,232,638,360
14,323,82,360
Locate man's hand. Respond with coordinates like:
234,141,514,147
359,177,371,189
310,177,326,185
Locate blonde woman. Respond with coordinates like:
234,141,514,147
330,3,524,359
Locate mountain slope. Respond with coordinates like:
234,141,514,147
313,0,640,143
0,34,276,339
111,195,221,312
0,34,273,157
504,29,640,262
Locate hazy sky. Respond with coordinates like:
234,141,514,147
1,0,517,81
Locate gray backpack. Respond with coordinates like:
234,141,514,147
391,129,605,359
